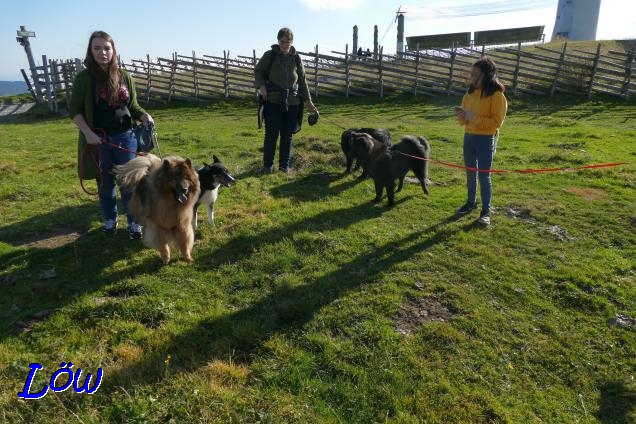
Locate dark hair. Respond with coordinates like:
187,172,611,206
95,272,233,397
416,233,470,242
469,57,505,97
84,31,121,106
277,27,294,41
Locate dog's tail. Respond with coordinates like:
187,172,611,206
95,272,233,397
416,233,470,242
114,153,162,189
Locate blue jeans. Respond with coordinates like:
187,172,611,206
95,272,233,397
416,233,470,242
263,102,299,170
98,130,138,225
463,133,495,213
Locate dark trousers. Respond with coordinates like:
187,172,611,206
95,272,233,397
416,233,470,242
263,102,299,170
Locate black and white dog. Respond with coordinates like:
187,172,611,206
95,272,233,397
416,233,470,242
193,155,235,229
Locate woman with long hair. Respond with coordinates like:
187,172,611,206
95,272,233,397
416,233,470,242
454,57,508,225
70,31,154,239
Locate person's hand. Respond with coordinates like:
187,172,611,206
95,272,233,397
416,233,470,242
259,85,268,102
454,106,473,121
307,101,317,113
141,113,154,126
85,130,103,145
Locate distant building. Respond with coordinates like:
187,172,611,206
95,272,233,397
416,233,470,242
552,0,602,41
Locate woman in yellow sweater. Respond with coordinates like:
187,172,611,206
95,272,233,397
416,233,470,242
454,57,507,225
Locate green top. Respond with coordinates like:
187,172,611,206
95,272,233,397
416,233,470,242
254,45,312,106
70,69,147,179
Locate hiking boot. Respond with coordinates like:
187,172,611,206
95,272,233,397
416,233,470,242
103,219,118,236
477,210,491,225
455,202,477,215
261,166,274,174
129,223,142,240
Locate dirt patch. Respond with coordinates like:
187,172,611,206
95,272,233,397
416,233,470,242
505,206,574,241
393,295,456,336
565,187,607,201
610,314,636,330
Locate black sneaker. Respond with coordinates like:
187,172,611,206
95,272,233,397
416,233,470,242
279,167,289,174
129,223,142,240
103,219,118,236
455,202,477,215
261,166,274,174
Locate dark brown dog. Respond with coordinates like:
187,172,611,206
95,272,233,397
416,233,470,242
354,135,430,206
341,128,391,175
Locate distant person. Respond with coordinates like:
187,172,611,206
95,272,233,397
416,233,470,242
70,30,154,238
254,27,318,174
357,47,363,57
453,57,507,225
365,48,372,57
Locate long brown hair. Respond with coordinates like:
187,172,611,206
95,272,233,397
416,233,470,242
468,57,505,97
84,31,121,105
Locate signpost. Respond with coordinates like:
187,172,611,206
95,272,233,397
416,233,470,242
16,25,43,103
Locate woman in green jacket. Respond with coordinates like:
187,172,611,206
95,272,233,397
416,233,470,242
70,31,153,239
254,27,317,174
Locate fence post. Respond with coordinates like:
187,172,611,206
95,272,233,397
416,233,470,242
168,52,177,102
447,48,456,95
345,44,350,98
587,43,601,99
550,42,567,97
146,54,152,103
313,45,319,98
621,49,633,99
41,55,55,112
223,50,230,98
512,42,522,97
49,59,59,113
62,60,73,110
253,49,259,97
378,46,384,98
414,44,420,96
20,69,36,102
192,50,199,103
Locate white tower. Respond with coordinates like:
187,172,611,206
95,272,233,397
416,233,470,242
552,0,602,41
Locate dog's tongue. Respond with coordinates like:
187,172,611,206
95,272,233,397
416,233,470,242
178,193,188,204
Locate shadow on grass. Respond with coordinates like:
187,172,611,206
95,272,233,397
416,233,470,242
0,205,161,340
269,172,362,201
598,381,636,424
103,205,473,390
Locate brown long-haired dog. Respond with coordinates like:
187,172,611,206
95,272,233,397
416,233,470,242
115,154,201,264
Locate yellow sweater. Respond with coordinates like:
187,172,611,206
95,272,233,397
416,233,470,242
458,88,508,135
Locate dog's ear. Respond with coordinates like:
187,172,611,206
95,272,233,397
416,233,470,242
213,155,220,163
162,159,171,170
185,158,192,168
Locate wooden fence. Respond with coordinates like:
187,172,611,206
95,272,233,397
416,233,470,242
22,42,636,112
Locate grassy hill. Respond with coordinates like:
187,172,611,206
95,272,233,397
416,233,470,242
0,94,634,423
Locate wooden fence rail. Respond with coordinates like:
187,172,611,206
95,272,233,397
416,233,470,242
21,42,636,112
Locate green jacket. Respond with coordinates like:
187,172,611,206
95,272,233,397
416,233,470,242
69,69,147,179
254,45,312,106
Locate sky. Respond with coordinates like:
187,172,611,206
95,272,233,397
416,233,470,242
1,0,635,81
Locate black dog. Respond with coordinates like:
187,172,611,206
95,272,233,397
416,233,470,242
354,135,430,206
193,155,235,229
340,128,391,175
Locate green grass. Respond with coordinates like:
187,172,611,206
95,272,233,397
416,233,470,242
0,94,635,423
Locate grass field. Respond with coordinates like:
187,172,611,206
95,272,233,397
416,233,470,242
0,94,635,423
